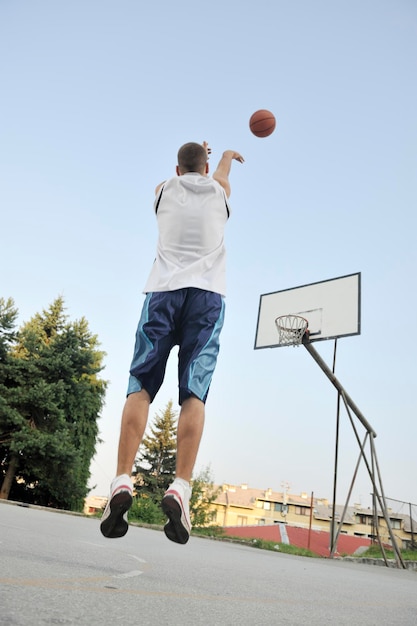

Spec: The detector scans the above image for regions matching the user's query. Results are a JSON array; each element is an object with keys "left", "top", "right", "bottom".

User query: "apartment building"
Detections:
[{"left": 210, "top": 483, "right": 416, "bottom": 550}]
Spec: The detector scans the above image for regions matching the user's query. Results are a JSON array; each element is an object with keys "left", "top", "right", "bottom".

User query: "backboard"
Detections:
[{"left": 254, "top": 272, "right": 361, "bottom": 349}]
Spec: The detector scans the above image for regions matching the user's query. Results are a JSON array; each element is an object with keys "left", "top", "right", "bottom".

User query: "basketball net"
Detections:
[{"left": 275, "top": 315, "right": 308, "bottom": 347}]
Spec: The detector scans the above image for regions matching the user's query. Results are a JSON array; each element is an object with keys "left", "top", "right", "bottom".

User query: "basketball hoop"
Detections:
[{"left": 275, "top": 315, "right": 309, "bottom": 347}]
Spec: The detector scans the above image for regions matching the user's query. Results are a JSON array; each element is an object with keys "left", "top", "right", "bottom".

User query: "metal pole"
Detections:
[
  {"left": 330, "top": 432, "right": 369, "bottom": 558},
  {"left": 330, "top": 339, "right": 340, "bottom": 556},
  {"left": 308, "top": 491, "right": 314, "bottom": 550},
  {"left": 301, "top": 336, "right": 405, "bottom": 568},
  {"left": 370, "top": 437, "right": 405, "bottom": 568},
  {"left": 302, "top": 338, "right": 377, "bottom": 437},
  {"left": 370, "top": 448, "right": 389, "bottom": 566}
]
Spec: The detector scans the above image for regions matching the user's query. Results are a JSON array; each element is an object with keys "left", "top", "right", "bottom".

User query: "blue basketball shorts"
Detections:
[{"left": 127, "top": 288, "right": 225, "bottom": 405}]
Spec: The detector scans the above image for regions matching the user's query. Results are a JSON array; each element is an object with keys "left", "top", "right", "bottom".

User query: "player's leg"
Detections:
[
  {"left": 161, "top": 288, "right": 225, "bottom": 544},
  {"left": 101, "top": 292, "right": 176, "bottom": 539},
  {"left": 175, "top": 396, "right": 205, "bottom": 482},
  {"left": 121, "top": 290, "right": 179, "bottom": 470},
  {"left": 160, "top": 397, "right": 204, "bottom": 544},
  {"left": 100, "top": 389, "right": 150, "bottom": 539},
  {"left": 117, "top": 389, "right": 150, "bottom": 476}
]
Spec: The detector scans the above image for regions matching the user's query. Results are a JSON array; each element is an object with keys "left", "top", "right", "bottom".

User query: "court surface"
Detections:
[{"left": 1, "top": 501, "right": 416, "bottom": 625}]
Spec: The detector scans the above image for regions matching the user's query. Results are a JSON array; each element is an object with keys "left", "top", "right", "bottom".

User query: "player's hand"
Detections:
[
  {"left": 223, "top": 150, "right": 244, "bottom": 163},
  {"left": 232, "top": 151, "right": 244, "bottom": 163},
  {"left": 202, "top": 141, "right": 211, "bottom": 159}
]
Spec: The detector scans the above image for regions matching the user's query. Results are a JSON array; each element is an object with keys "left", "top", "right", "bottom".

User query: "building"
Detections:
[
  {"left": 84, "top": 495, "right": 107, "bottom": 516},
  {"left": 210, "top": 483, "right": 416, "bottom": 551}
]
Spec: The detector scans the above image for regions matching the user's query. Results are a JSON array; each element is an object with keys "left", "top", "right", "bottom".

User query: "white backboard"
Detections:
[{"left": 254, "top": 272, "right": 361, "bottom": 349}]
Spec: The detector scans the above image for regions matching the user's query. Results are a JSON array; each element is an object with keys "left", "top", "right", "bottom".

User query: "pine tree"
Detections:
[
  {"left": 133, "top": 400, "right": 177, "bottom": 503},
  {"left": 0, "top": 297, "right": 107, "bottom": 510},
  {"left": 0, "top": 298, "right": 18, "bottom": 360}
]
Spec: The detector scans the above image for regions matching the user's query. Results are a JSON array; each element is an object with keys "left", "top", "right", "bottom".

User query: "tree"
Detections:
[
  {"left": 0, "top": 296, "right": 107, "bottom": 510},
  {"left": 190, "top": 465, "right": 221, "bottom": 527},
  {"left": 133, "top": 400, "right": 177, "bottom": 503},
  {"left": 0, "top": 298, "right": 18, "bottom": 360}
]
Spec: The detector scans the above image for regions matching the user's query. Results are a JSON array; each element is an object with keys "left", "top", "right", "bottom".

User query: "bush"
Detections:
[{"left": 129, "top": 495, "right": 165, "bottom": 525}]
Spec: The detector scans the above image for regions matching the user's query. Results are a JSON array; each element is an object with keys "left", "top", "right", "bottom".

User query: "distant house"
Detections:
[
  {"left": 84, "top": 495, "right": 107, "bottom": 516},
  {"left": 209, "top": 483, "right": 416, "bottom": 553}
]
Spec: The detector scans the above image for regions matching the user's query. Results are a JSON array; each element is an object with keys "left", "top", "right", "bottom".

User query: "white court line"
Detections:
[
  {"left": 128, "top": 554, "right": 147, "bottom": 564},
  {"left": 77, "top": 541, "right": 148, "bottom": 576},
  {"left": 113, "top": 569, "right": 144, "bottom": 579}
]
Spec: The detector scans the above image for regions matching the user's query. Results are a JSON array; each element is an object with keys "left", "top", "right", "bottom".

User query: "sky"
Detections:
[{"left": 1, "top": 0, "right": 416, "bottom": 510}]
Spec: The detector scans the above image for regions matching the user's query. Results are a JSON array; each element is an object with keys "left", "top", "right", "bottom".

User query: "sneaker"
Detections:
[
  {"left": 100, "top": 474, "right": 133, "bottom": 539},
  {"left": 161, "top": 479, "right": 192, "bottom": 545}
]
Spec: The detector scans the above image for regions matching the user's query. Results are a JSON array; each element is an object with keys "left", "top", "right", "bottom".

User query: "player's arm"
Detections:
[{"left": 212, "top": 150, "right": 244, "bottom": 198}]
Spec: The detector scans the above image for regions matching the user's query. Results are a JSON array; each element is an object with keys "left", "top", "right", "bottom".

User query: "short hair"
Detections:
[{"left": 177, "top": 142, "right": 207, "bottom": 174}]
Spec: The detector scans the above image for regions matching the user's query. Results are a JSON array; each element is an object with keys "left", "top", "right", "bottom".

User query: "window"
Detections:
[
  {"left": 274, "top": 503, "right": 283, "bottom": 512},
  {"left": 390, "top": 519, "right": 401, "bottom": 530},
  {"left": 295, "top": 506, "right": 308, "bottom": 516},
  {"left": 257, "top": 500, "right": 271, "bottom": 510},
  {"left": 237, "top": 516, "right": 247, "bottom": 526}
]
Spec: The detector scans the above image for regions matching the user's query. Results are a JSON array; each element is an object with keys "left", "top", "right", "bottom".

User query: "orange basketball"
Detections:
[{"left": 249, "top": 109, "right": 276, "bottom": 138}]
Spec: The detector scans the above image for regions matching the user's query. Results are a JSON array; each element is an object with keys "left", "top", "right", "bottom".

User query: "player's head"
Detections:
[{"left": 177, "top": 142, "right": 208, "bottom": 175}]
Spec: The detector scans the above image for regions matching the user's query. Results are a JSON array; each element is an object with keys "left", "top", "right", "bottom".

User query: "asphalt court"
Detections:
[{"left": 1, "top": 501, "right": 417, "bottom": 625}]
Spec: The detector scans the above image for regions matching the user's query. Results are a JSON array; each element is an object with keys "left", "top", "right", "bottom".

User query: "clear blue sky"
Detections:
[{"left": 1, "top": 1, "right": 416, "bottom": 509}]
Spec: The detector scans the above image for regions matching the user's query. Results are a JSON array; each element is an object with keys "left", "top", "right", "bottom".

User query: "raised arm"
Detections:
[{"left": 212, "top": 150, "right": 244, "bottom": 198}]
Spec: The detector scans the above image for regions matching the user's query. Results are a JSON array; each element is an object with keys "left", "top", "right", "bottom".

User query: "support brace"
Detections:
[{"left": 302, "top": 336, "right": 405, "bottom": 568}]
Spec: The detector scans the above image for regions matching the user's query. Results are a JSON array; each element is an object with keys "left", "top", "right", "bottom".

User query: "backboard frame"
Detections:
[{"left": 254, "top": 272, "right": 361, "bottom": 349}]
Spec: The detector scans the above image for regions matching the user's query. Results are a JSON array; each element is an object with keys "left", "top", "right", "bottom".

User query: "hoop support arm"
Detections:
[{"left": 302, "top": 337, "right": 377, "bottom": 437}]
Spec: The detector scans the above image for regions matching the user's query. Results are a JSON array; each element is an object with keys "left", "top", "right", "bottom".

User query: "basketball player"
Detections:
[{"left": 100, "top": 141, "right": 244, "bottom": 544}]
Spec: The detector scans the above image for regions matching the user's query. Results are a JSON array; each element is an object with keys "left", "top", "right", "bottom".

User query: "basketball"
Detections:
[{"left": 249, "top": 109, "right": 276, "bottom": 138}]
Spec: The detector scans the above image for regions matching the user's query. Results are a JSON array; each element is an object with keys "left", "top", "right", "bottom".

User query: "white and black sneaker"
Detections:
[
  {"left": 161, "top": 479, "right": 192, "bottom": 545},
  {"left": 100, "top": 474, "right": 133, "bottom": 539}
]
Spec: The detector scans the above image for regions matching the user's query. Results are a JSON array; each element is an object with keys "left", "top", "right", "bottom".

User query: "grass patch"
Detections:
[
  {"left": 192, "top": 525, "right": 225, "bottom": 538},
  {"left": 275, "top": 543, "right": 318, "bottom": 558},
  {"left": 225, "top": 535, "right": 318, "bottom": 557},
  {"left": 191, "top": 527, "right": 317, "bottom": 556},
  {"left": 360, "top": 545, "right": 417, "bottom": 561}
]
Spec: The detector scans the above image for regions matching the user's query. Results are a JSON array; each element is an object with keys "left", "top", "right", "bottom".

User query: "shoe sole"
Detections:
[
  {"left": 161, "top": 495, "right": 190, "bottom": 544},
  {"left": 100, "top": 491, "right": 133, "bottom": 539}
]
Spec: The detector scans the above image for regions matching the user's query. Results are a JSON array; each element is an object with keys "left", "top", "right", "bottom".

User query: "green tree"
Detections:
[
  {"left": 133, "top": 400, "right": 177, "bottom": 503},
  {"left": 0, "top": 296, "right": 107, "bottom": 510},
  {"left": 190, "top": 465, "right": 220, "bottom": 527},
  {"left": 0, "top": 297, "right": 21, "bottom": 498},
  {"left": 0, "top": 298, "right": 18, "bottom": 360}
]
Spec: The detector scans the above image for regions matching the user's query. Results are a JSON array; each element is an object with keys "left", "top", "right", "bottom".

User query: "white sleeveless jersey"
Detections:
[{"left": 143, "top": 173, "right": 231, "bottom": 296}]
